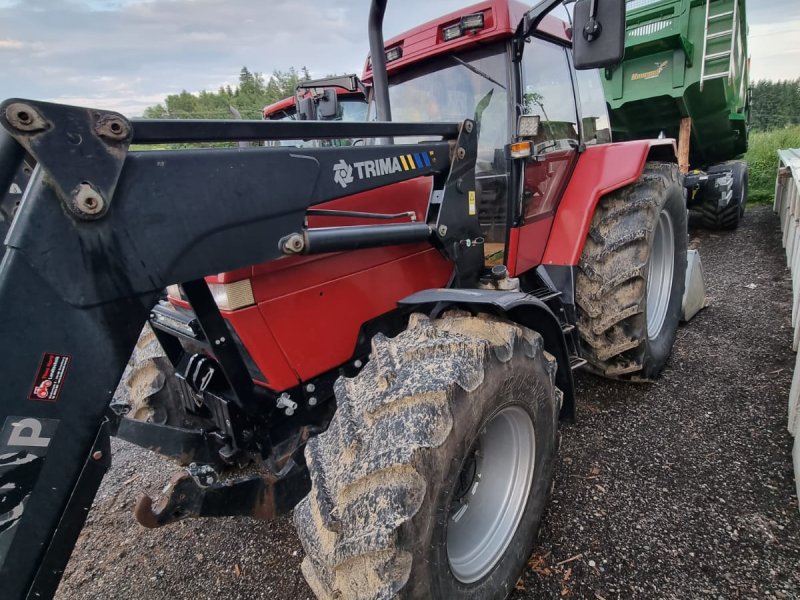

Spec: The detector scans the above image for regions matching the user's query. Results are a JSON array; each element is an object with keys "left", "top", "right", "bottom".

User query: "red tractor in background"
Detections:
[{"left": 0, "top": 1, "right": 692, "bottom": 599}]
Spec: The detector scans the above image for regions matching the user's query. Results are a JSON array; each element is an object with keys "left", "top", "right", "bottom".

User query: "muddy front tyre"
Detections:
[
  {"left": 294, "top": 312, "right": 560, "bottom": 600},
  {"left": 113, "top": 325, "right": 183, "bottom": 426},
  {"left": 576, "top": 162, "right": 688, "bottom": 379}
]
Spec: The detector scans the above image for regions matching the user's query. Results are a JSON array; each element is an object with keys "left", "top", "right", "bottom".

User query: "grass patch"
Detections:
[{"left": 745, "top": 126, "right": 800, "bottom": 204}]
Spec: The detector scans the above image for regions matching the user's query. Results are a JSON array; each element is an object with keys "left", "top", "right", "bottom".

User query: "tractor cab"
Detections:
[
  {"left": 262, "top": 81, "right": 369, "bottom": 148},
  {"left": 361, "top": 0, "right": 615, "bottom": 272}
]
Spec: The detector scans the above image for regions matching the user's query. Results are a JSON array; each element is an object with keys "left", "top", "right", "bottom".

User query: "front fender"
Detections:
[{"left": 542, "top": 139, "right": 677, "bottom": 267}]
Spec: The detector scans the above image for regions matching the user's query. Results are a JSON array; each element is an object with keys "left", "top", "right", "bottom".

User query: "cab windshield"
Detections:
[
  {"left": 370, "top": 43, "right": 511, "bottom": 247},
  {"left": 371, "top": 44, "right": 510, "bottom": 172}
]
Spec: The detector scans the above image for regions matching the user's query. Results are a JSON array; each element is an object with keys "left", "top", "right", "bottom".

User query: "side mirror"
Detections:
[
  {"left": 297, "top": 97, "right": 316, "bottom": 121},
  {"left": 317, "top": 89, "right": 340, "bottom": 120},
  {"left": 572, "top": 0, "right": 626, "bottom": 70}
]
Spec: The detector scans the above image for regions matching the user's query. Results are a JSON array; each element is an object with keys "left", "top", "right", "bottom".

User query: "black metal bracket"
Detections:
[
  {"left": 115, "top": 418, "right": 226, "bottom": 468},
  {"left": 133, "top": 461, "right": 310, "bottom": 528},
  {"left": 0, "top": 99, "right": 131, "bottom": 219},
  {"left": 25, "top": 420, "right": 112, "bottom": 600},
  {"left": 433, "top": 119, "right": 485, "bottom": 287},
  {"left": 180, "top": 280, "right": 261, "bottom": 417}
]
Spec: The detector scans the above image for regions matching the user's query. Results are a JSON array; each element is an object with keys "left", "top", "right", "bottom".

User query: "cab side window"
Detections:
[
  {"left": 520, "top": 38, "right": 579, "bottom": 155},
  {"left": 520, "top": 37, "right": 579, "bottom": 221},
  {"left": 575, "top": 68, "right": 612, "bottom": 145}
]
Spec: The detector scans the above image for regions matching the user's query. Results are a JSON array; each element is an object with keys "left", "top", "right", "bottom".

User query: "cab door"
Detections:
[{"left": 510, "top": 36, "right": 581, "bottom": 275}]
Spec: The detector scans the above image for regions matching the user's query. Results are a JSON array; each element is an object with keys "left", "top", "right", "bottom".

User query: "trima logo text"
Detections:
[{"left": 332, "top": 152, "right": 432, "bottom": 189}]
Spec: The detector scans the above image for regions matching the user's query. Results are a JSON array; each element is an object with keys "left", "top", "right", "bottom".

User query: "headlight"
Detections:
[
  {"left": 207, "top": 280, "right": 256, "bottom": 311},
  {"left": 166, "top": 284, "right": 186, "bottom": 301}
]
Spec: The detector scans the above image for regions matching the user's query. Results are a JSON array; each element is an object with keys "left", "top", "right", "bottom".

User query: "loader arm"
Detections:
[{"left": 0, "top": 99, "right": 481, "bottom": 599}]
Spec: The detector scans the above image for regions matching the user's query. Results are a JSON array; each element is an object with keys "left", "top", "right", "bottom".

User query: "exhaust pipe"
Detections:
[{"left": 368, "top": 0, "right": 392, "bottom": 122}]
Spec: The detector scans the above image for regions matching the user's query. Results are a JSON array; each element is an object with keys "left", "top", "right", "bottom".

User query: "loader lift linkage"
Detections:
[{"left": 0, "top": 101, "right": 484, "bottom": 599}]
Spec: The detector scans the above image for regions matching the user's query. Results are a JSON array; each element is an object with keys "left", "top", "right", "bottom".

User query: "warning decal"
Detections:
[{"left": 28, "top": 353, "right": 70, "bottom": 402}]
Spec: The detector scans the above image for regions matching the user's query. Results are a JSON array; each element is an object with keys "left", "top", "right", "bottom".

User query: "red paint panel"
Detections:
[
  {"left": 257, "top": 247, "right": 452, "bottom": 384},
  {"left": 507, "top": 216, "right": 554, "bottom": 276},
  {"left": 362, "top": 1, "right": 568, "bottom": 81},
  {"left": 217, "top": 177, "right": 450, "bottom": 390},
  {"left": 521, "top": 149, "right": 576, "bottom": 222},
  {"left": 541, "top": 140, "right": 675, "bottom": 266},
  {"left": 249, "top": 178, "right": 434, "bottom": 300},
  {"left": 208, "top": 178, "right": 432, "bottom": 287},
  {"left": 221, "top": 305, "right": 299, "bottom": 390}
]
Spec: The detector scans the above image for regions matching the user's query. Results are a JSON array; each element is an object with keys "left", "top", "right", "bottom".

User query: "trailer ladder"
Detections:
[{"left": 700, "top": 0, "right": 743, "bottom": 91}]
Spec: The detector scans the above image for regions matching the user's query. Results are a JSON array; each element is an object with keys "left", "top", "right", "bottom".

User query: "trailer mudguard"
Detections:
[
  {"left": 398, "top": 288, "right": 575, "bottom": 420},
  {"left": 541, "top": 139, "right": 677, "bottom": 267}
]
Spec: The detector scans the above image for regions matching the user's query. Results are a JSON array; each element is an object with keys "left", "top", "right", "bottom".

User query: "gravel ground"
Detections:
[{"left": 56, "top": 205, "right": 800, "bottom": 600}]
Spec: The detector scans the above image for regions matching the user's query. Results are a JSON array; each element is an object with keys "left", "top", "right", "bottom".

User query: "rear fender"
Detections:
[
  {"left": 541, "top": 139, "right": 676, "bottom": 267},
  {"left": 398, "top": 288, "right": 575, "bottom": 421}
]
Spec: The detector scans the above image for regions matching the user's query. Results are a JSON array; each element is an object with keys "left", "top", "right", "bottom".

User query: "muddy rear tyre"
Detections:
[
  {"left": 294, "top": 312, "right": 560, "bottom": 600},
  {"left": 698, "top": 161, "right": 748, "bottom": 230},
  {"left": 576, "top": 162, "right": 687, "bottom": 379}
]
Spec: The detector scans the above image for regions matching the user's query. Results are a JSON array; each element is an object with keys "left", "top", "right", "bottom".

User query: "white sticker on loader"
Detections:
[{"left": 0, "top": 417, "right": 58, "bottom": 563}]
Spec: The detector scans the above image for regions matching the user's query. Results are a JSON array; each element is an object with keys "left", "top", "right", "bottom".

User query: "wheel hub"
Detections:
[
  {"left": 446, "top": 406, "right": 536, "bottom": 584},
  {"left": 646, "top": 209, "right": 675, "bottom": 340}
]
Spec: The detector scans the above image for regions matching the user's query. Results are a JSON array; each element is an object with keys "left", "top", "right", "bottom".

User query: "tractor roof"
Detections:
[{"left": 362, "top": 0, "right": 571, "bottom": 82}]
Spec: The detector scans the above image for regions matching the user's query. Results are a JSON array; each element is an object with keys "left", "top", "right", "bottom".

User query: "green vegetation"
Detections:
[
  {"left": 134, "top": 66, "right": 310, "bottom": 149},
  {"left": 143, "top": 66, "right": 310, "bottom": 120},
  {"left": 745, "top": 125, "right": 800, "bottom": 204},
  {"left": 750, "top": 79, "right": 800, "bottom": 132},
  {"left": 739, "top": 79, "right": 800, "bottom": 204}
]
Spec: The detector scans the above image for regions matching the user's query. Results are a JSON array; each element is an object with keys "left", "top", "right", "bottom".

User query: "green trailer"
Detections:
[{"left": 603, "top": 0, "right": 750, "bottom": 228}]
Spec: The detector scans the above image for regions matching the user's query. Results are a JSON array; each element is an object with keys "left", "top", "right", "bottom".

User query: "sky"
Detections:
[{"left": 0, "top": 0, "right": 798, "bottom": 117}]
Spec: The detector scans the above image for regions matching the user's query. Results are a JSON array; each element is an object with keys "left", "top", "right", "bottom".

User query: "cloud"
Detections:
[
  {"left": 1, "top": 0, "right": 473, "bottom": 115},
  {"left": 748, "top": 18, "right": 800, "bottom": 81},
  {"left": 0, "top": 38, "right": 25, "bottom": 49},
  {"left": 0, "top": 0, "right": 375, "bottom": 114},
  {"left": 0, "top": 0, "right": 795, "bottom": 116}
]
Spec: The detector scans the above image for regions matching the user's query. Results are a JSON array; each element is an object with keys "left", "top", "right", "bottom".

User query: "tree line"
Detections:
[
  {"left": 141, "top": 69, "right": 800, "bottom": 135},
  {"left": 749, "top": 78, "right": 800, "bottom": 132},
  {"left": 142, "top": 66, "right": 311, "bottom": 120}
]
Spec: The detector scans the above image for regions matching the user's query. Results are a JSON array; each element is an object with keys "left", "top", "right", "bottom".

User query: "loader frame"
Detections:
[{"left": 0, "top": 102, "right": 483, "bottom": 599}]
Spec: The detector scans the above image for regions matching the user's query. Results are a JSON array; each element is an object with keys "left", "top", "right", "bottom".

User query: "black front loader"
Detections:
[{"left": 0, "top": 98, "right": 483, "bottom": 599}]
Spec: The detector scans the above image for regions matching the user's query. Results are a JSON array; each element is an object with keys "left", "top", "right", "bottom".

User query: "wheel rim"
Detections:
[
  {"left": 646, "top": 209, "right": 675, "bottom": 340},
  {"left": 447, "top": 405, "right": 536, "bottom": 584}
]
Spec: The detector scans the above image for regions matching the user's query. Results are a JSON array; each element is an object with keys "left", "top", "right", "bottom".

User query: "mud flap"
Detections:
[{"left": 681, "top": 249, "right": 706, "bottom": 322}]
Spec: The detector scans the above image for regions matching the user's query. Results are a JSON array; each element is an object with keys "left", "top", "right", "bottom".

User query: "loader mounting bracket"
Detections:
[{"left": 133, "top": 460, "right": 310, "bottom": 528}]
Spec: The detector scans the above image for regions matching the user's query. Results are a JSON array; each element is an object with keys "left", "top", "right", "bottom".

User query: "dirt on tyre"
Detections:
[
  {"left": 697, "top": 160, "right": 748, "bottom": 230},
  {"left": 294, "top": 311, "right": 561, "bottom": 600},
  {"left": 113, "top": 324, "right": 184, "bottom": 427},
  {"left": 576, "top": 161, "right": 688, "bottom": 380}
]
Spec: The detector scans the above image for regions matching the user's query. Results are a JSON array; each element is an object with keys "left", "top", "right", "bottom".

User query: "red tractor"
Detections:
[{"left": 0, "top": 1, "right": 689, "bottom": 599}]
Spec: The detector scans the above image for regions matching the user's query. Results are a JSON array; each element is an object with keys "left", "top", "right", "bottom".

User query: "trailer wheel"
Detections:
[
  {"left": 295, "top": 312, "right": 560, "bottom": 600},
  {"left": 576, "top": 162, "right": 687, "bottom": 379},
  {"left": 699, "top": 161, "right": 748, "bottom": 229}
]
